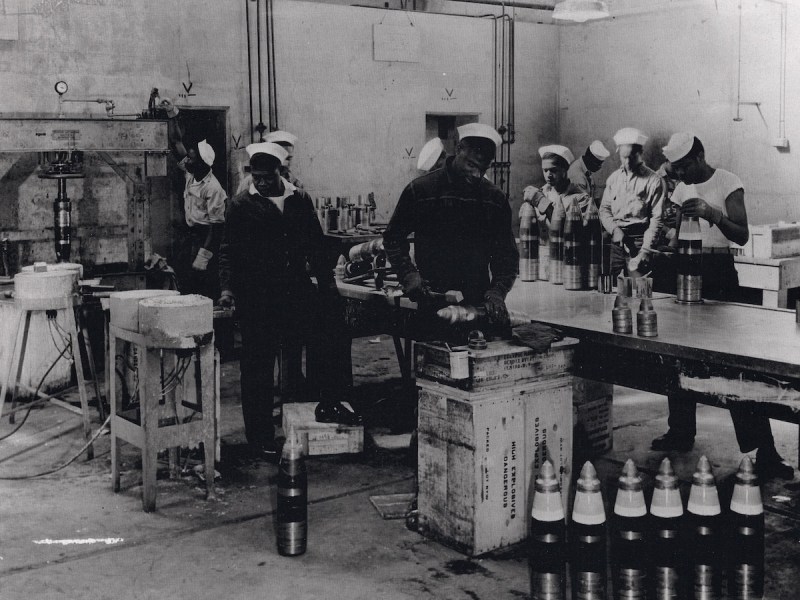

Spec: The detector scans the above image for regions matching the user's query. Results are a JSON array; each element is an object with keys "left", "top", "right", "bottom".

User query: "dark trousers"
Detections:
[
  {"left": 665, "top": 253, "right": 775, "bottom": 453},
  {"left": 187, "top": 225, "right": 220, "bottom": 300},
  {"left": 238, "top": 294, "right": 352, "bottom": 447}
]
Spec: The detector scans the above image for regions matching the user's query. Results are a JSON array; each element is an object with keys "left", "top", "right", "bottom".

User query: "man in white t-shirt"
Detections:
[{"left": 650, "top": 132, "right": 793, "bottom": 480}]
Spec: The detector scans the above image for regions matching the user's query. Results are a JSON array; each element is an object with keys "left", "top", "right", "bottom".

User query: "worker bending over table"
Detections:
[
  {"left": 651, "top": 132, "right": 793, "bottom": 480},
  {"left": 218, "top": 142, "right": 359, "bottom": 461},
  {"left": 383, "top": 123, "right": 519, "bottom": 344}
]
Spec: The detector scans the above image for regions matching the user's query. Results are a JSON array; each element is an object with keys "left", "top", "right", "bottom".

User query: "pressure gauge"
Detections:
[{"left": 54, "top": 80, "right": 68, "bottom": 96}]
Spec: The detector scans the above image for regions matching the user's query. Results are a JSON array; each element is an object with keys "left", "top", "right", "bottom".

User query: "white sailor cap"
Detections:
[
  {"left": 457, "top": 123, "right": 503, "bottom": 148},
  {"left": 662, "top": 132, "right": 696, "bottom": 162},
  {"left": 538, "top": 144, "right": 575, "bottom": 165},
  {"left": 588, "top": 140, "right": 610, "bottom": 160},
  {"left": 417, "top": 138, "right": 445, "bottom": 171},
  {"left": 197, "top": 139, "right": 215, "bottom": 166},
  {"left": 613, "top": 127, "right": 648, "bottom": 147},
  {"left": 246, "top": 142, "right": 288, "bottom": 170},
  {"left": 265, "top": 130, "right": 298, "bottom": 147}
]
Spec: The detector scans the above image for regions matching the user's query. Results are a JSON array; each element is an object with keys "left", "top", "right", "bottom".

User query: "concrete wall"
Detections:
[
  {"left": 266, "top": 2, "right": 558, "bottom": 221},
  {"left": 557, "top": 0, "right": 800, "bottom": 225},
  {"left": 0, "top": 0, "right": 556, "bottom": 270}
]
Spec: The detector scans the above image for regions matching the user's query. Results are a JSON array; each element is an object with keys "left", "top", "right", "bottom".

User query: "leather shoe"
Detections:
[
  {"left": 756, "top": 449, "right": 794, "bottom": 481},
  {"left": 251, "top": 439, "right": 283, "bottom": 463},
  {"left": 651, "top": 431, "right": 694, "bottom": 452},
  {"left": 315, "top": 401, "right": 363, "bottom": 426}
]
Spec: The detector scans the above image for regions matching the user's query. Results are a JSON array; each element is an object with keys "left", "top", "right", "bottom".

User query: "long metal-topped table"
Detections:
[
  {"left": 506, "top": 282, "right": 800, "bottom": 458},
  {"left": 506, "top": 282, "right": 800, "bottom": 382}
]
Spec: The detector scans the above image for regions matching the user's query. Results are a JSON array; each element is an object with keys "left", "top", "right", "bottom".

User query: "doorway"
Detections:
[
  {"left": 157, "top": 107, "right": 229, "bottom": 289},
  {"left": 425, "top": 113, "right": 480, "bottom": 157}
]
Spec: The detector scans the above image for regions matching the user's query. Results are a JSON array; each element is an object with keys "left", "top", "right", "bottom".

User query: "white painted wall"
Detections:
[
  {"left": 0, "top": 0, "right": 557, "bottom": 266},
  {"left": 557, "top": 0, "right": 800, "bottom": 225}
]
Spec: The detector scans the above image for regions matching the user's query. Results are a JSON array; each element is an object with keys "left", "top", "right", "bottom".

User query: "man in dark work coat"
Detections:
[
  {"left": 384, "top": 123, "right": 519, "bottom": 343},
  {"left": 218, "top": 142, "right": 359, "bottom": 460}
]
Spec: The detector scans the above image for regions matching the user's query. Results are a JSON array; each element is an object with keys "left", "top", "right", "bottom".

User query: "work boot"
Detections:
[
  {"left": 315, "top": 401, "right": 363, "bottom": 426},
  {"left": 650, "top": 431, "right": 694, "bottom": 452},
  {"left": 755, "top": 447, "right": 794, "bottom": 480},
  {"left": 250, "top": 438, "right": 283, "bottom": 464}
]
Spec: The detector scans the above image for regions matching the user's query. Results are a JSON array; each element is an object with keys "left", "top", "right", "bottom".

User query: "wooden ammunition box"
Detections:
[
  {"left": 414, "top": 338, "right": 578, "bottom": 391},
  {"left": 572, "top": 377, "right": 614, "bottom": 456},
  {"left": 282, "top": 402, "right": 364, "bottom": 456},
  {"left": 416, "top": 376, "right": 573, "bottom": 556}
]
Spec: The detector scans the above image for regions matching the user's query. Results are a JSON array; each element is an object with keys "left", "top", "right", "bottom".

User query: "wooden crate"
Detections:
[
  {"left": 414, "top": 338, "right": 578, "bottom": 391},
  {"left": 750, "top": 223, "right": 800, "bottom": 259},
  {"left": 573, "top": 377, "right": 613, "bottom": 456},
  {"left": 416, "top": 376, "right": 573, "bottom": 556},
  {"left": 575, "top": 396, "right": 613, "bottom": 455},
  {"left": 281, "top": 402, "right": 364, "bottom": 456}
]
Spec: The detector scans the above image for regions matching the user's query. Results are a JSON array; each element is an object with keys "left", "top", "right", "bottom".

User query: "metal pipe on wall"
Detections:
[{"left": 245, "top": 0, "right": 255, "bottom": 143}]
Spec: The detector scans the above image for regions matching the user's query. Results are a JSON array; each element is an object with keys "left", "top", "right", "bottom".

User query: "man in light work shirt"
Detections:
[
  {"left": 599, "top": 127, "right": 664, "bottom": 278},
  {"left": 567, "top": 140, "right": 610, "bottom": 205},
  {"left": 182, "top": 139, "right": 227, "bottom": 299}
]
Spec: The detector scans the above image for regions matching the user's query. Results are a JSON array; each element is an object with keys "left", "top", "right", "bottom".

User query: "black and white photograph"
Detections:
[{"left": 0, "top": 0, "right": 799, "bottom": 598}]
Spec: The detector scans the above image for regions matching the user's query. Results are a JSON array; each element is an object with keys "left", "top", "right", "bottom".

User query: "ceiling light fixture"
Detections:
[{"left": 552, "top": 0, "right": 610, "bottom": 23}]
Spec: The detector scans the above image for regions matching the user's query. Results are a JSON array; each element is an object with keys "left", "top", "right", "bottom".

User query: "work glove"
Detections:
[
  {"left": 192, "top": 247, "right": 213, "bottom": 271},
  {"left": 612, "top": 227, "right": 626, "bottom": 244},
  {"left": 682, "top": 197, "right": 723, "bottom": 225},
  {"left": 401, "top": 271, "right": 430, "bottom": 303},
  {"left": 218, "top": 290, "right": 235, "bottom": 309},
  {"left": 483, "top": 289, "right": 510, "bottom": 328},
  {"left": 159, "top": 97, "right": 179, "bottom": 118},
  {"left": 523, "top": 185, "right": 542, "bottom": 203}
]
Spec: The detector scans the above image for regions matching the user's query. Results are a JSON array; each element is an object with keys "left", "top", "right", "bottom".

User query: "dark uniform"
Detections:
[
  {"left": 384, "top": 156, "right": 518, "bottom": 343},
  {"left": 218, "top": 182, "right": 350, "bottom": 448}
]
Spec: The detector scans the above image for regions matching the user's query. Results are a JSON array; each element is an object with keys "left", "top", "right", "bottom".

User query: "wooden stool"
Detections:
[
  {"left": 0, "top": 295, "right": 99, "bottom": 459},
  {"left": 109, "top": 323, "right": 217, "bottom": 512}
]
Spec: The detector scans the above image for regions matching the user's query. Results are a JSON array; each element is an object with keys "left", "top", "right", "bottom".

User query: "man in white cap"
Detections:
[
  {"left": 650, "top": 132, "right": 792, "bottom": 480},
  {"left": 236, "top": 130, "right": 302, "bottom": 194},
  {"left": 385, "top": 123, "right": 518, "bottom": 338},
  {"left": 417, "top": 137, "right": 446, "bottom": 172},
  {"left": 599, "top": 127, "right": 664, "bottom": 278},
  {"left": 523, "top": 144, "right": 591, "bottom": 226},
  {"left": 180, "top": 139, "right": 227, "bottom": 298},
  {"left": 218, "top": 142, "right": 360, "bottom": 460},
  {"left": 265, "top": 130, "right": 302, "bottom": 189},
  {"left": 567, "top": 140, "right": 610, "bottom": 204}
]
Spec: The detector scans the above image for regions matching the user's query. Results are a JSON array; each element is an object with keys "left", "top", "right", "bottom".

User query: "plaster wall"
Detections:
[{"left": 557, "top": 0, "right": 800, "bottom": 225}]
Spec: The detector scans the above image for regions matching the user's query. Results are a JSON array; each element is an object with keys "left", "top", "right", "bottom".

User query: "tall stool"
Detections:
[
  {"left": 109, "top": 293, "right": 217, "bottom": 512},
  {"left": 0, "top": 268, "right": 99, "bottom": 459}
]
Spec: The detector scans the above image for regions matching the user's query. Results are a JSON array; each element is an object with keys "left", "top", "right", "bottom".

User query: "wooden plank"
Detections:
[
  {"left": 735, "top": 263, "right": 780, "bottom": 291},
  {"left": 282, "top": 402, "right": 363, "bottom": 456}
]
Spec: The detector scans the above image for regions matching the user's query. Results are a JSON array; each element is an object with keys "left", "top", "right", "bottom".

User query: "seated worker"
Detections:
[
  {"left": 651, "top": 132, "right": 793, "bottom": 480},
  {"left": 218, "top": 142, "right": 359, "bottom": 461},
  {"left": 524, "top": 144, "right": 592, "bottom": 226},
  {"left": 599, "top": 127, "right": 665, "bottom": 278},
  {"left": 384, "top": 123, "right": 518, "bottom": 345},
  {"left": 567, "top": 140, "right": 610, "bottom": 206},
  {"left": 417, "top": 137, "right": 447, "bottom": 173},
  {"left": 180, "top": 140, "right": 227, "bottom": 299}
]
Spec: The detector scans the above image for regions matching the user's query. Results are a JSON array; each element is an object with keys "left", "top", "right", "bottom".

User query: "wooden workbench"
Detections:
[{"left": 734, "top": 254, "right": 800, "bottom": 309}]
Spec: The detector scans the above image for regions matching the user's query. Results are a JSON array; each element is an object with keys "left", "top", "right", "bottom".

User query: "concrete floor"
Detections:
[{"left": 1, "top": 336, "right": 799, "bottom": 600}]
